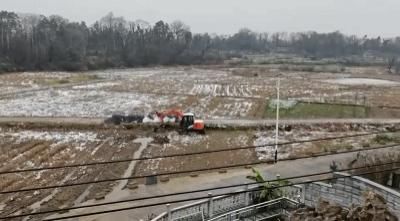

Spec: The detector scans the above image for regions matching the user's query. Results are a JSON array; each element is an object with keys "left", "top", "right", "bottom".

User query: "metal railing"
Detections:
[
  {"left": 208, "top": 197, "right": 298, "bottom": 221},
  {"left": 151, "top": 184, "right": 303, "bottom": 221}
]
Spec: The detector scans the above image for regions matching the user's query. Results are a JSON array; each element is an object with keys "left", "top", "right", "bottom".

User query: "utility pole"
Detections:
[{"left": 275, "top": 77, "right": 280, "bottom": 164}]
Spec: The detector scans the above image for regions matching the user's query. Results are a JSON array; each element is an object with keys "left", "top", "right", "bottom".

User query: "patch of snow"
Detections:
[
  {"left": 253, "top": 131, "right": 289, "bottom": 161},
  {"left": 227, "top": 135, "right": 249, "bottom": 146},
  {"left": 0, "top": 89, "right": 179, "bottom": 117},
  {"left": 143, "top": 114, "right": 161, "bottom": 123},
  {"left": 25, "top": 172, "right": 74, "bottom": 220},
  {"left": 169, "top": 132, "right": 207, "bottom": 146},
  {"left": 208, "top": 98, "right": 254, "bottom": 118},
  {"left": 72, "top": 82, "right": 119, "bottom": 89},
  {"left": 91, "top": 138, "right": 111, "bottom": 155},
  {"left": 94, "top": 69, "right": 162, "bottom": 80},
  {"left": 190, "top": 84, "right": 253, "bottom": 97},
  {"left": 254, "top": 132, "right": 276, "bottom": 160},
  {"left": 0, "top": 86, "right": 20, "bottom": 94},
  {"left": 0, "top": 131, "right": 99, "bottom": 150},
  {"left": 25, "top": 161, "right": 35, "bottom": 167},
  {"left": 147, "top": 159, "right": 160, "bottom": 171},
  {"left": 22, "top": 71, "right": 73, "bottom": 78},
  {"left": 324, "top": 78, "right": 400, "bottom": 86},
  {"left": 185, "top": 96, "right": 213, "bottom": 119},
  {"left": 20, "top": 80, "right": 40, "bottom": 88},
  {"left": 35, "top": 171, "right": 44, "bottom": 180}
]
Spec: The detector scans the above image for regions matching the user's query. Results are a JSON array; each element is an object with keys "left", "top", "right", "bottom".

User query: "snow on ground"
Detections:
[
  {"left": 324, "top": 78, "right": 400, "bottom": 86},
  {"left": 0, "top": 86, "right": 21, "bottom": 94},
  {"left": 185, "top": 96, "right": 213, "bottom": 119},
  {"left": 0, "top": 81, "right": 40, "bottom": 91},
  {"left": 190, "top": 84, "right": 253, "bottom": 97},
  {"left": 253, "top": 131, "right": 276, "bottom": 160},
  {"left": 227, "top": 134, "right": 249, "bottom": 147},
  {"left": 92, "top": 68, "right": 178, "bottom": 80},
  {"left": 209, "top": 98, "right": 254, "bottom": 118},
  {"left": 146, "top": 159, "right": 161, "bottom": 171},
  {"left": 168, "top": 132, "right": 208, "bottom": 146},
  {"left": 72, "top": 82, "right": 119, "bottom": 90},
  {"left": 0, "top": 68, "right": 264, "bottom": 118},
  {"left": 253, "top": 131, "right": 290, "bottom": 160},
  {"left": 0, "top": 89, "right": 182, "bottom": 117},
  {"left": 0, "top": 130, "right": 99, "bottom": 150},
  {"left": 21, "top": 71, "right": 74, "bottom": 78},
  {"left": 96, "top": 67, "right": 233, "bottom": 87}
]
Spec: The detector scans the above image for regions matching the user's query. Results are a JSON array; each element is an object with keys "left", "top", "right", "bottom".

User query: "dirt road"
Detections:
[
  {"left": 205, "top": 118, "right": 400, "bottom": 127},
  {"left": 0, "top": 116, "right": 399, "bottom": 129}
]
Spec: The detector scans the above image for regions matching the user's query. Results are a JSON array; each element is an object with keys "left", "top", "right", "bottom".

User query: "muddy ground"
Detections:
[
  {"left": 0, "top": 123, "right": 399, "bottom": 220},
  {"left": 1, "top": 65, "right": 400, "bottom": 119},
  {"left": 1, "top": 64, "right": 400, "bottom": 220}
]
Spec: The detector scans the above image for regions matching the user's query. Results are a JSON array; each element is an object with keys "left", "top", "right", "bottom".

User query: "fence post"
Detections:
[
  {"left": 244, "top": 183, "right": 250, "bottom": 206},
  {"left": 300, "top": 184, "right": 305, "bottom": 203},
  {"left": 166, "top": 204, "right": 171, "bottom": 221},
  {"left": 208, "top": 192, "right": 214, "bottom": 218}
]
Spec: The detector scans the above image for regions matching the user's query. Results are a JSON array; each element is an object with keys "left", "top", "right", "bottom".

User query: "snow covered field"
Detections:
[
  {"left": 1, "top": 66, "right": 400, "bottom": 118},
  {"left": 0, "top": 89, "right": 181, "bottom": 117},
  {"left": 324, "top": 78, "right": 400, "bottom": 86},
  {"left": 0, "top": 68, "right": 265, "bottom": 118},
  {"left": 189, "top": 84, "right": 254, "bottom": 97},
  {"left": 0, "top": 130, "right": 99, "bottom": 150}
]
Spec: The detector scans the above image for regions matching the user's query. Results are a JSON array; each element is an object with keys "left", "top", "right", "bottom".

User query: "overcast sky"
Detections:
[{"left": 2, "top": 0, "right": 399, "bottom": 37}]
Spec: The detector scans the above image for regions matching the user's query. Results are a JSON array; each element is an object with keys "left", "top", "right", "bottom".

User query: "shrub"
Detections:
[{"left": 373, "top": 134, "right": 400, "bottom": 144}]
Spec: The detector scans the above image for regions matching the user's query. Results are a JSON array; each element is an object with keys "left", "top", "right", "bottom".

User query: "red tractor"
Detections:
[
  {"left": 180, "top": 113, "right": 205, "bottom": 134},
  {"left": 155, "top": 109, "right": 205, "bottom": 134}
]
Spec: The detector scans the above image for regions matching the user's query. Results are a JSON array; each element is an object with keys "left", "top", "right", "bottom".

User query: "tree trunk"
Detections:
[{"left": 1, "top": 26, "right": 3, "bottom": 52}]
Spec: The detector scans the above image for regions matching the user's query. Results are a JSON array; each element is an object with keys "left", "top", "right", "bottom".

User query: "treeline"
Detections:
[{"left": 1, "top": 10, "right": 400, "bottom": 72}]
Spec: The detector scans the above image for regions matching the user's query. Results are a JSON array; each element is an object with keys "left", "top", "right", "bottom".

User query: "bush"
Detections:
[
  {"left": 374, "top": 134, "right": 400, "bottom": 144},
  {"left": 0, "top": 62, "right": 17, "bottom": 73},
  {"left": 58, "top": 61, "right": 87, "bottom": 71}
]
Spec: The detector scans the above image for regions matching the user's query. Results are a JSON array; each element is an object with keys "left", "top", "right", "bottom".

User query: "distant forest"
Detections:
[{"left": 1, "top": 10, "right": 400, "bottom": 72}]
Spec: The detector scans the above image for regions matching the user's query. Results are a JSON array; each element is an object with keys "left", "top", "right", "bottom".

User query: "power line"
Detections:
[
  {"left": 3, "top": 160, "right": 399, "bottom": 219},
  {"left": 1, "top": 142, "right": 399, "bottom": 195},
  {"left": 39, "top": 166, "right": 400, "bottom": 221},
  {"left": 0, "top": 131, "right": 391, "bottom": 175}
]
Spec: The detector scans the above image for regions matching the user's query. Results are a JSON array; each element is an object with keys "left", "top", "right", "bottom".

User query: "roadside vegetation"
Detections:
[{"left": 247, "top": 168, "right": 289, "bottom": 203}]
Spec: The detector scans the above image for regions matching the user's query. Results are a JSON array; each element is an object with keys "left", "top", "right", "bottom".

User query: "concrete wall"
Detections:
[{"left": 304, "top": 172, "right": 400, "bottom": 217}]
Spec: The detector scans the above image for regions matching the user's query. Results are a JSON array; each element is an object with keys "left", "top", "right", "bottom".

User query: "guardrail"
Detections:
[
  {"left": 152, "top": 172, "right": 400, "bottom": 221},
  {"left": 208, "top": 197, "right": 298, "bottom": 221},
  {"left": 151, "top": 184, "right": 303, "bottom": 221}
]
